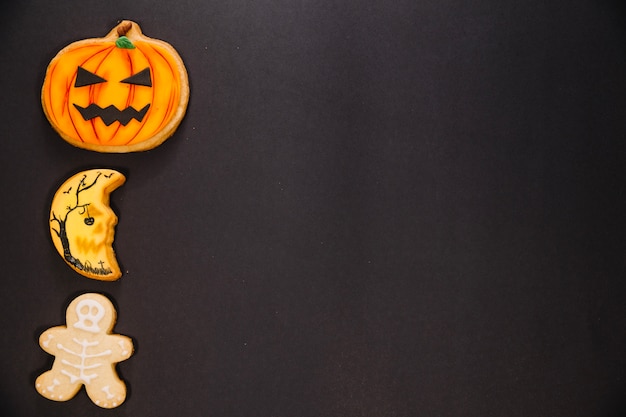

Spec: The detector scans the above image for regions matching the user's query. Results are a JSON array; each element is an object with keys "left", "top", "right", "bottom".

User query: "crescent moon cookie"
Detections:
[
  {"left": 36, "top": 293, "right": 134, "bottom": 408},
  {"left": 49, "top": 169, "right": 125, "bottom": 281},
  {"left": 41, "top": 20, "right": 189, "bottom": 152}
]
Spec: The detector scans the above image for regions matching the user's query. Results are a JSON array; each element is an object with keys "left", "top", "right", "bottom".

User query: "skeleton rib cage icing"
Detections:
[
  {"left": 59, "top": 338, "right": 111, "bottom": 385},
  {"left": 36, "top": 293, "right": 133, "bottom": 408}
]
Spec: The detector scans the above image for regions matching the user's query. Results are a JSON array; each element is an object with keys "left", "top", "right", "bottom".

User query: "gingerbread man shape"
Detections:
[{"left": 36, "top": 293, "right": 133, "bottom": 408}]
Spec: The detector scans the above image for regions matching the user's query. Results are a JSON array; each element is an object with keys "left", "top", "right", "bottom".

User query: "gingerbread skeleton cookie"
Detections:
[
  {"left": 42, "top": 20, "right": 189, "bottom": 152},
  {"left": 49, "top": 169, "right": 125, "bottom": 280},
  {"left": 36, "top": 293, "right": 134, "bottom": 408}
]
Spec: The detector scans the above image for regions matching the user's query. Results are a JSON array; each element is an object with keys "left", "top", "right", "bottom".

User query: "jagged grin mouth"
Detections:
[{"left": 73, "top": 103, "right": 151, "bottom": 126}]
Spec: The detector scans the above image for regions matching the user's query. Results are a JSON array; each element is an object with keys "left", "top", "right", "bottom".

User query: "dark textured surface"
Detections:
[{"left": 0, "top": 1, "right": 625, "bottom": 416}]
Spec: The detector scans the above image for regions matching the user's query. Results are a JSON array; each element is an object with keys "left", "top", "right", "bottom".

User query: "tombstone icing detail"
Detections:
[
  {"left": 36, "top": 293, "right": 134, "bottom": 408},
  {"left": 41, "top": 20, "right": 189, "bottom": 152},
  {"left": 49, "top": 169, "right": 125, "bottom": 280}
]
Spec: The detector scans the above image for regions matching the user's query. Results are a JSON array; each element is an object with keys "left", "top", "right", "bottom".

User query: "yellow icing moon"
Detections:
[{"left": 49, "top": 169, "right": 125, "bottom": 280}]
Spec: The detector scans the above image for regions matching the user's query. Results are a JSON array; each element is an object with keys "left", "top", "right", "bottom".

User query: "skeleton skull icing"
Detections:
[
  {"left": 35, "top": 293, "right": 133, "bottom": 408},
  {"left": 73, "top": 298, "right": 106, "bottom": 333}
]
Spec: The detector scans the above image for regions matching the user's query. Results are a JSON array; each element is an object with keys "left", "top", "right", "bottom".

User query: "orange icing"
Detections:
[{"left": 42, "top": 21, "right": 189, "bottom": 152}]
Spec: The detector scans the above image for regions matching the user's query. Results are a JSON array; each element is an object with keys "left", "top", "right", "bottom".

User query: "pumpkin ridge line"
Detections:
[
  {"left": 145, "top": 43, "right": 178, "bottom": 134},
  {"left": 109, "top": 49, "right": 134, "bottom": 144},
  {"left": 46, "top": 61, "right": 61, "bottom": 124},
  {"left": 123, "top": 45, "right": 154, "bottom": 146},
  {"left": 44, "top": 44, "right": 106, "bottom": 131},
  {"left": 88, "top": 46, "right": 117, "bottom": 144},
  {"left": 61, "top": 63, "right": 80, "bottom": 140},
  {"left": 68, "top": 46, "right": 112, "bottom": 143}
]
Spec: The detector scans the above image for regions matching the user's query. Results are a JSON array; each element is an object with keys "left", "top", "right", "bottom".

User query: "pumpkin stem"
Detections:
[
  {"left": 108, "top": 20, "right": 144, "bottom": 49},
  {"left": 114, "top": 21, "right": 136, "bottom": 48},
  {"left": 116, "top": 21, "right": 133, "bottom": 37}
]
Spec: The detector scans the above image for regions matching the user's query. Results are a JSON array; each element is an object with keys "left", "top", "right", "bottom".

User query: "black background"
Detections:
[{"left": 1, "top": 1, "right": 625, "bottom": 416}]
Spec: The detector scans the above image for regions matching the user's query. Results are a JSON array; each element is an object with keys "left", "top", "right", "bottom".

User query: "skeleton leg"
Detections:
[
  {"left": 35, "top": 369, "right": 82, "bottom": 402},
  {"left": 84, "top": 370, "right": 127, "bottom": 408}
]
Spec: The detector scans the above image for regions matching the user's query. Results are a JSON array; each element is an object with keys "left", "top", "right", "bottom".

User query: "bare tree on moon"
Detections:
[{"left": 50, "top": 171, "right": 112, "bottom": 276}]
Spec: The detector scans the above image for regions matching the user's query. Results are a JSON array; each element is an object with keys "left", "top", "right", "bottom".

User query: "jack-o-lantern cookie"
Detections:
[
  {"left": 36, "top": 293, "right": 134, "bottom": 408},
  {"left": 49, "top": 169, "right": 125, "bottom": 280},
  {"left": 42, "top": 20, "right": 189, "bottom": 152}
]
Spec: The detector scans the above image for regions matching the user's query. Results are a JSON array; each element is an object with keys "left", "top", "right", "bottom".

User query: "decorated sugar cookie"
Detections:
[
  {"left": 42, "top": 20, "right": 189, "bottom": 152},
  {"left": 50, "top": 169, "right": 125, "bottom": 280},
  {"left": 36, "top": 293, "right": 134, "bottom": 408}
]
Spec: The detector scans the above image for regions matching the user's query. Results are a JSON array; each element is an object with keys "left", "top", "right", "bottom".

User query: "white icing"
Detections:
[
  {"left": 73, "top": 299, "right": 105, "bottom": 333},
  {"left": 57, "top": 338, "right": 111, "bottom": 384},
  {"left": 102, "top": 385, "right": 115, "bottom": 399},
  {"left": 43, "top": 334, "right": 54, "bottom": 348},
  {"left": 46, "top": 378, "right": 61, "bottom": 392}
]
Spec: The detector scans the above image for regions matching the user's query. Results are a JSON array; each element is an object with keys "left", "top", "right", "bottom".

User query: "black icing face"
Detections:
[{"left": 72, "top": 66, "right": 152, "bottom": 126}]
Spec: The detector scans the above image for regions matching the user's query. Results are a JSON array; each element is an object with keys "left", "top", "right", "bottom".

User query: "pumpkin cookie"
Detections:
[
  {"left": 36, "top": 293, "right": 133, "bottom": 408},
  {"left": 41, "top": 20, "right": 189, "bottom": 152},
  {"left": 49, "top": 169, "right": 125, "bottom": 280}
]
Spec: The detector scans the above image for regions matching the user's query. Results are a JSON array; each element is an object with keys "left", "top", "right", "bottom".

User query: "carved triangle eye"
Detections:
[
  {"left": 75, "top": 67, "right": 107, "bottom": 87},
  {"left": 120, "top": 68, "right": 152, "bottom": 87}
]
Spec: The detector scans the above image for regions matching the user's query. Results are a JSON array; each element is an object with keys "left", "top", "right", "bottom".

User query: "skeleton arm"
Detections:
[
  {"left": 100, "top": 335, "right": 134, "bottom": 362},
  {"left": 38, "top": 326, "right": 68, "bottom": 355}
]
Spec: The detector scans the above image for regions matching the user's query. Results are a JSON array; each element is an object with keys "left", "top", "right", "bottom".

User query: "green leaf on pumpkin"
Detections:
[{"left": 115, "top": 36, "right": 135, "bottom": 49}]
